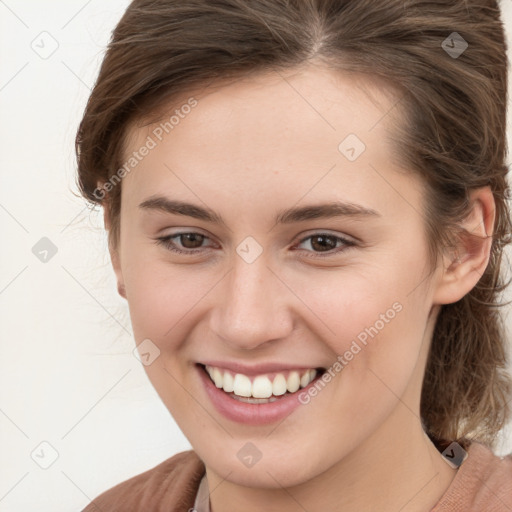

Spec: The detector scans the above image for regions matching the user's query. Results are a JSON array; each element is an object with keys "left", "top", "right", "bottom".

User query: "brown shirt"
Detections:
[{"left": 82, "top": 442, "right": 512, "bottom": 511}]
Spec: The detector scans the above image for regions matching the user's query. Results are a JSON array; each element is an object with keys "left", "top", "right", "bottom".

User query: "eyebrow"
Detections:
[{"left": 138, "top": 195, "right": 381, "bottom": 225}]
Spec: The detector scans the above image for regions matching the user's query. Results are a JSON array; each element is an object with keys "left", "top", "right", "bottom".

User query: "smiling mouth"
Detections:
[{"left": 199, "top": 364, "right": 326, "bottom": 404}]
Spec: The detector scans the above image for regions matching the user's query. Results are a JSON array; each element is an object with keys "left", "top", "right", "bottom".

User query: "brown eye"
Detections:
[
  {"left": 179, "top": 233, "right": 205, "bottom": 249},
  {"left": 155, "top": 232, "right": 212, "bottom": 254},
  {"left": 294, "top": 233, "right": 356, "bottom": 258},
  {"left": 309, "top": 235, "right": 338, "bottom": 252}
]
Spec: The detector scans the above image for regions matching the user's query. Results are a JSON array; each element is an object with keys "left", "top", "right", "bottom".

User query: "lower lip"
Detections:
[{"left": 197, "top": 364, "right": 322, "bottom": 425}]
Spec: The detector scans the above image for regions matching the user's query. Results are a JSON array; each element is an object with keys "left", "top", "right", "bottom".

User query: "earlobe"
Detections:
[
  {"left": 117, "top": 280, "right": 127, "bottom": 299},
  {"left": 101, "top": 198, "right": 127, "bottom": 300},
  {"left": 110, "top": 247, "right": 127, "bottom": 300},
  {"left": 432, "top": 186, "right": 495, "bottom": 305}
]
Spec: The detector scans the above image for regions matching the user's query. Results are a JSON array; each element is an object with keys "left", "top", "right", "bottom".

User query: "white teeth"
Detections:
[
  {"left": 300, "top": 371, "right": 310, "bottom": 388},
  {"left": 272, "top": 374, "right": 287, "bottom": 396},
  {"left": 287, "top": 371, "right": 300, "bottom": 393},
  {"left": 251, "top": 375, "right": 273, "bottom": 398},
  {"left": 222, "top": 372, "right": 234, "bottom": 393},
  {"left": 204, "top": 365, "right": 320, "bottom": 399},
  {"left": 300, "top": 369, "right": 317, "bottom": 388},
  {"left": 212, "top": 367, "right": 223, "bottom": 388},
  {"left": 233, "top": 373, "right": 252, "bottom": 397}
]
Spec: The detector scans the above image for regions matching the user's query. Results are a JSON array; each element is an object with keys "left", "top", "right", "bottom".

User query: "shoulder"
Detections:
[
  {"left": 433, "top": 442, "right": 512, "bottom": 511},
  {"left": 81, "top": 450, "right": 205, "bottom": 512},
  {"left": 470, "top": 443, "right": 512, "bottom": 509}
]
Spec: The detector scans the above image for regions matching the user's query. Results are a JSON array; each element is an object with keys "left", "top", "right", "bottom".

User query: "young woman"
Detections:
[{"left": 76, "top": 0, "right": 512, "bottom": 510}]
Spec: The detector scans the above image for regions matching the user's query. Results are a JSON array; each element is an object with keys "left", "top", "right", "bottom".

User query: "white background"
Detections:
[{"left": 1, "top": 1, "right": 512, "bottom": 511}]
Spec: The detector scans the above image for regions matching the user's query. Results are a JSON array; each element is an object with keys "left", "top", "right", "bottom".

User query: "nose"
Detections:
[{"left": 209, "top": 253, "right": 294, "bottom": 351}]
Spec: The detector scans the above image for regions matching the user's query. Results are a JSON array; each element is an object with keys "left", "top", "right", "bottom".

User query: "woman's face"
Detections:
[{"left": 111, "top": 64, "right": 446, "bottom": 487}]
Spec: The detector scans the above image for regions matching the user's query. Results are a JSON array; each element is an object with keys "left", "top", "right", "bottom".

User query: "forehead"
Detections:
[
  {"left": 125, "top": 63, "right": 403, "bottom": 152},
  {"left": 119, "top": 63, "right": 421, "bottom": 220}
]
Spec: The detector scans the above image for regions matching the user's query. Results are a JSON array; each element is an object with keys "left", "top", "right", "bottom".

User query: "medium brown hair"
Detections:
[{"left": 75, "top": 0, "right": 512, "bottom": 449}]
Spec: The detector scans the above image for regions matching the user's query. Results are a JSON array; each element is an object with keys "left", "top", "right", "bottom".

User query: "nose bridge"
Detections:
[{"left": 210, "top": 252, "right": 293, "bottom": 350}]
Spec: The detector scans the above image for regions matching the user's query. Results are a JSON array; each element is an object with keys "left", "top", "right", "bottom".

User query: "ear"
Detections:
[
  {"left": 102, "top": 198, "right": 127, "bottom": 300},
  {"left": 432, "top": 186, "right": 495, "bottom": 305}
]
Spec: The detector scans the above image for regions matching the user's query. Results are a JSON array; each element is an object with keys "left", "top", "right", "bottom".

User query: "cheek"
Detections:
[
  {"left": 293, "top": 257, "right": 426, "bottom": 351},
  {"left": 295, "top": 258, "right": 431, "bottom": 406},
  {"left": 122, "top": 247, "right": 213, "bottom": 342},
  {"left": 299, "top": 295, "right": 428, "bottom": 446},
  {"left": 120, "top": 253, "right": 208, "bottom": 420}
]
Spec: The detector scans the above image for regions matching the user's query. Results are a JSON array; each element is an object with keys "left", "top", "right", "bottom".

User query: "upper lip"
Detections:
[{"left": 198, "top": 360, "right": 326, "bottom": 376}]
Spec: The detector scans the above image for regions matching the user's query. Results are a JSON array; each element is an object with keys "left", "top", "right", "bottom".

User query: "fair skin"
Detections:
[{"left": 102, "top": 63, "right": 495, "bottom": 512}]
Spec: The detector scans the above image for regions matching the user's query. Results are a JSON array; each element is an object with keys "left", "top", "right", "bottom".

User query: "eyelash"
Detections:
[{"left": 155, "top": 231, "right": 356, "bottom": 258}]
